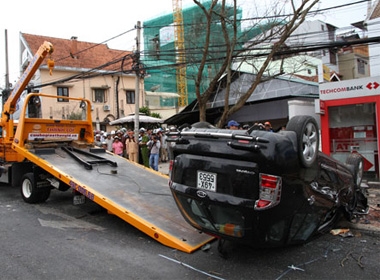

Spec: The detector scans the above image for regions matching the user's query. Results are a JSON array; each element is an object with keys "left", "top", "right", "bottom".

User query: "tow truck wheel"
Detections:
[
  {"left": 21, "top": 173, "right": 50, "bottom": 204},
  {"left": 286, "top": 115, "right": 319, "bottom": 168}
]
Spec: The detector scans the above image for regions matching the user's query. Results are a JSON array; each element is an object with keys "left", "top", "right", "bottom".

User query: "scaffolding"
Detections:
[
  {"left": 143, "top": 1, "right": 245, "bottom": 107},
  {"left": 172, "top": 0, "right": 188, "bottom": 107}
]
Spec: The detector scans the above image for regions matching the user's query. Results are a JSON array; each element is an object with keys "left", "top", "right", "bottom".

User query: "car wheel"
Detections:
[
  {"left": 286, "top": 115, "right": 319, "bottom": 168},
  {"left": 345, "top": 153, "right": 364, "bottom": 187},
  {"left": 21, "top": 173, "right": 50, "bottom": 204}
]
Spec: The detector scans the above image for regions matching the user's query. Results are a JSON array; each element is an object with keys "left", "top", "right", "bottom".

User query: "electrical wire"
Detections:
[
  {"left": 31, "top": 0, "right": 378, "bottom": 88},
  {"left": 54, "top": 28, "right": 136, "bottom": 63}
]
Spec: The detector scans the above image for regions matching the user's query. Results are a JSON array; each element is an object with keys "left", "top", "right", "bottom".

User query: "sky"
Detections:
[{"left": 0, "top": 0, "right": 372, "bottom": 89}]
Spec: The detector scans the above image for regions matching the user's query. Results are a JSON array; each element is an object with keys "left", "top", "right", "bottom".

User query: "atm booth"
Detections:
[{"left": 319, "top": 76, "right": 380, "bottom": 179}]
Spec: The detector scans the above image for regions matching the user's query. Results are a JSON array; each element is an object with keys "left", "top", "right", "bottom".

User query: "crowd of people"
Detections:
[
  {"left": 227, "top": 120, "right": 275, "bottom": 132},
  {"left": 94, "top": 120, "right": 277, "bottom": 172},
  {"left": 93, "top": 127, "right": 173, "bottom": 171}
]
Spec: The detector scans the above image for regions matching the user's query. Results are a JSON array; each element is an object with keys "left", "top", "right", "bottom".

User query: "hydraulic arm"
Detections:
[{"left": 0, "top": 41, "right": 54, "bottom": 144}]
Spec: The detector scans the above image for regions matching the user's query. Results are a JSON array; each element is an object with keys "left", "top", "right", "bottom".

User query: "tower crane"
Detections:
[{"left": 172, "top": 0, "right": 188, "bottom": 107}]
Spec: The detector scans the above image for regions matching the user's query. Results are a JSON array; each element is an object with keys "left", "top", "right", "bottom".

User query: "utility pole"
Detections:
[
  {"left": 5, "top": 29, "right": 9, "bottom": 91},
  {"left": 134, "top": 21, "right": 141, "bottom": 144},
  {"left": 2, "top": 29, "right": 11, "bottom": 107}
]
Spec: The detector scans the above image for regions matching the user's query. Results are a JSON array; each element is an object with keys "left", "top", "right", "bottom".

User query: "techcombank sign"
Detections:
[{"left": 319, "top": 76, "right": 380, "bottom": 101}]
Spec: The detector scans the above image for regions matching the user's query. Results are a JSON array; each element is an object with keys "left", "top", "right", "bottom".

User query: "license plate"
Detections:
[
  {"left": 73, "top": 195, "right": 86, "bottom": 205},
  {"left": 197, "top": 171, "right": 217, "bottom": 192}
]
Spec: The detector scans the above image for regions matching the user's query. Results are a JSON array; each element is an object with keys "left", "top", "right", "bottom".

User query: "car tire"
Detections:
[
  {"left": 286, "top": 115, "right": 319, "bottom": 168},
  {"left": 345, "top": 153, "right": 364, "bottom": 187},
  {"left": 21, "top": 173, "right": 51, "bottom": 204}
]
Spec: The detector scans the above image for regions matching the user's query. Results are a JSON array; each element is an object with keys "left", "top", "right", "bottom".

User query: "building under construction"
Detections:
[{"left": 142, "top": 1, "right": 246, "bottom": 108}]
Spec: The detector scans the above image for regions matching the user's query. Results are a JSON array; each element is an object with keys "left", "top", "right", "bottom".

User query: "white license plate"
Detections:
[{"left": 197, "top": 171, "right": 217, "bottom": 192}]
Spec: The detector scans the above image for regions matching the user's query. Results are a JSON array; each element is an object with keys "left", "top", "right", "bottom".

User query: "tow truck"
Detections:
[{"left": 0, "top": 41, "right": 213, "bottom": 253}]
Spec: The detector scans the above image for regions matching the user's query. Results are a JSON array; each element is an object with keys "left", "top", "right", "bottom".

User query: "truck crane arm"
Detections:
[
  {"left": 0, "top": 41, "right": 53, "bottom": 143},
  {"left": 2, "top": 41, "right": 54, "bottom": 120}
]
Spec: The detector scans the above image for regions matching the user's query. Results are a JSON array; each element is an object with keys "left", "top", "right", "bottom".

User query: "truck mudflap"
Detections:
[{"left": 24, "top": 147, "right": 214, "bottom": 253}]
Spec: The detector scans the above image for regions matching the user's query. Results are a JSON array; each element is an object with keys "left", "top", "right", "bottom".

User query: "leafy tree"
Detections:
[
  {"left": 139, "top": 106, "right": 151, "bottom": 116},
  {"left": 139, "top": 106, "right": 162, "bottom": 119},
  {"left": 151, "top": 112, "right": 162, "bottom": 119}
]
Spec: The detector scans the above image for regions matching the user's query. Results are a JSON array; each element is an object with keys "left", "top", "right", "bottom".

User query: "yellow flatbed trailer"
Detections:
[
  {"left": 22, "top": 146, "right": 212, "bottom": 253},
  {"left": 6, "top": 93, "right": 213, "bottom": 254},
  {"left": 1, "top": 41, "right": 213, "bottom": 253}
]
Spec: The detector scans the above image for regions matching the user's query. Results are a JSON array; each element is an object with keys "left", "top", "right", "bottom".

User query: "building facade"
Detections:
[
  {"left": 19, "top": 33, "right": 139, "bottom": 132},
  {"left": 317, "top": 1, "right": 380, "bottom": 178},
  {"left": 367, "top": 0, "right": 380, "bottom": 76}
]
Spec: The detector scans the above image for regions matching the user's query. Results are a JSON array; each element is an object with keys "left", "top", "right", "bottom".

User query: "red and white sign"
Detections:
[{"left": 319, "top": 76, "right": 380, "bottom": 101}]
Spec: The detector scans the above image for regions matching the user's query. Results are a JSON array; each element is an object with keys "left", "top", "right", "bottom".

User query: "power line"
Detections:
[
  {"left": 33, "top": 1, "right": 376, "bottom": 87},
  {"left": 31, "top": 34, "right": 380, "bottom": 89},
  {"left": 55, "top": 28, "right": 136, "bottom": 63}
]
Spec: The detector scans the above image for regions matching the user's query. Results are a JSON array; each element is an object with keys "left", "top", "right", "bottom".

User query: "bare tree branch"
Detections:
[{"left": 189, "top": 0, "right": 319, "bottom": 127}]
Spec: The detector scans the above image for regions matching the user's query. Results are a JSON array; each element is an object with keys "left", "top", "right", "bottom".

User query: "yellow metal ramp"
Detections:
[{"left": 29, "top": 147, "right": 214, "bottom": 253}]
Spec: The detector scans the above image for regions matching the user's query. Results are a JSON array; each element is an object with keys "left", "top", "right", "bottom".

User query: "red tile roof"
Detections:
[{"left": 22, "top": 33, "right": 133, "bottom": 72}]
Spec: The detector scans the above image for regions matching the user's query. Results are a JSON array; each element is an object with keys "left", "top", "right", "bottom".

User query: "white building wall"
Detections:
[
  {"left": 368, "top": 17, "right": 380, "bottom": 76},
  {"left": 288, "top": 99, "right": 320, "bottom": 127},
  {"left": 288, "top": 21, "right": 339, "bottom": 74},
  {"left": 289, "top": 20, "right": 329, "bottom": 43}
]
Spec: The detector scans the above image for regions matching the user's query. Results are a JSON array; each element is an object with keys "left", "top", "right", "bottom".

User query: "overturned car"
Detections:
[{"left": 167, "top": 115, "right": 368, "bottom": 248}]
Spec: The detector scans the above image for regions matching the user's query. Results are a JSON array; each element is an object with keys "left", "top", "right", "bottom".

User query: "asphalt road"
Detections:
[{"left": 1, "top": 183, "right": 379, "bottom": 280}]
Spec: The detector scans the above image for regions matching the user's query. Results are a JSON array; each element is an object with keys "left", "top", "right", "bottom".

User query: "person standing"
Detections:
[
  {"left": 264, "top": 121, "right": 273, "bottom": 132},
  {"left": 227, "top": 120, "right": 240, "bottom": 130},
  {"left": 125, "top": 129, "right": 139, "bottom": 163},
  {"left": 160, "top": 130, "right": 168, "bottom": 163},
  {"left": 120, "top": 128, "right": 128, "bottom": 157},
  {"left": 148, "top": 135, "right": 161, "bottom": 171},
  {"left": 139, "top": 128, "right": 150, "bottom": 167},
  {"left": 99, "top": 131, "right": 106, "bottom": 142},
  {"left": 110, "top": 130, "right": 116, "bottom": 139},
  {"left": 104, "top": 133, "right": 113, "bottom": 152},
  {"left": 94, "top": 134, "right": 102, "bottom": 147},
  {"left": 112, "top": 136, "right": 124, "bottom": 156}
]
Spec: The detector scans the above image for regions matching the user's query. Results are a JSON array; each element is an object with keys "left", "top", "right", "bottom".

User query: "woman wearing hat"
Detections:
[{"left": 112, "top": 136, "right": 124, "bottom": 156}]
